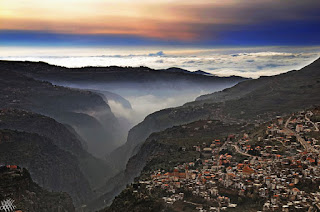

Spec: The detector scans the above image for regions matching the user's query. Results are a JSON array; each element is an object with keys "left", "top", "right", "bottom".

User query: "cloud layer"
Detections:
[{"left": 1, "top": 46, "right": 319, "bottom": 78}]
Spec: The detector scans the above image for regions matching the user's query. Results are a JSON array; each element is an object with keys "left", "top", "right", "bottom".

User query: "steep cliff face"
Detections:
[
  {"left": 0, "top": 109, "right": 82, "bottom": 153},
  {"left": 0, "top": 166, "right": 75, "bottom": 212},
  {"left": 108, "top": 105, "right": 215, "bottom": 170},
  {"left": 0, "top": 129, "right": 92, "bottom": 206},
  {"left": 87, "top": 140, "right": 164, "bottom": 211},
  {"left": 0, "top": 109, "right": 114, "bottom": 189},
  {"left": 0, "top": 67, "right": 120, "bottom": 158}
]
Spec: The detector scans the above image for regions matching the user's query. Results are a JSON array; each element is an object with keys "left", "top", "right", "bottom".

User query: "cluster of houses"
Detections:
[
  {"left": 0, "top": 165, "right": 23, "bottom": 181},
  {"left": 0, "top": 165, "right": 21, "bottom": 173},
  {"left": 140, "top": 110, "right": 320, "bottom": 211}
]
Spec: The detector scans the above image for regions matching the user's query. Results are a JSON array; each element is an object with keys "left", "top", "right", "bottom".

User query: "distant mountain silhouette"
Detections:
[
  {"left": 0, "top": 60, "right": 248, "bottom": 87},
  {"left": 193, "top": 70, "right": 213, "bottom": 76}
]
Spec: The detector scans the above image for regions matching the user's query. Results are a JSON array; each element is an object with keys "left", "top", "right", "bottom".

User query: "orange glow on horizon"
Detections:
[{"left": 0, "top": 0, "right": 318, "bottom": 40}]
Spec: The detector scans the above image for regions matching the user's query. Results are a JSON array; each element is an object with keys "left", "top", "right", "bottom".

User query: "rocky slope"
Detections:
[
  {"left": 196, "top": 57, "right": 320, "bottom": 103},
  {"left": 0, "top": 129, "right": 92, "bottom": 206},
  {"left": 0, "top": 109, "right": 114, "bottom": 190},
  {"left": 192, "top": 57, "right": 320, "bottom": 121},
  {"left": 0, "top": 165, "right": 75, "bottom": 212}
]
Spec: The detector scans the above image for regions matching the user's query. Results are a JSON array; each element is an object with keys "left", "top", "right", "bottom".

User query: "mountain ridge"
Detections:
[
  {"left": 195, "top": 57, "right": 320, "bottom": 103},
  {"left": 0, "top": 60, "right": 249, "bottom": 87},
  {"left": 0, "top": 60, "right": 247, "bottom": 79}
]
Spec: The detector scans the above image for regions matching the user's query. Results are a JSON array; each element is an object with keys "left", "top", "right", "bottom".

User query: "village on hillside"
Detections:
[{"left": 127, "top": 109, "right": 320, "bottom": 212}]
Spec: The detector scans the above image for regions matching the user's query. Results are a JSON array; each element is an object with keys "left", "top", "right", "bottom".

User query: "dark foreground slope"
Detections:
[
  {"left": 0, "top": 129, "right": 92, "bottom": 205},
  {"left": 0, "top": 109, "right": 113, "bottom": 189},
  {"left": 0, "top": 166, "right": 75, "bottom": 212},
  {"left": 109, "top": 57, "right": 320, "bottom": 171},
  {"left": 0, "top": 67, "right": 120, "bottom": 158}
]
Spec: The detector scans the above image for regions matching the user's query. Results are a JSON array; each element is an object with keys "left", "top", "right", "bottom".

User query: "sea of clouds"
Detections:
[{"left": 1, "top": 46, "right": 319, "bottom": 78}]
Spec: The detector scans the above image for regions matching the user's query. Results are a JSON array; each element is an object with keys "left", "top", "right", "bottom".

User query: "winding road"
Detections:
[
  {"left": 283, "top": 116, "right": 317, "bottom": 153},
  {"left": 305, "top": 114, "right": 319, "bottom": 132},
  {"left": 231, "top": 144, "right": 252, "bottom": 157}
]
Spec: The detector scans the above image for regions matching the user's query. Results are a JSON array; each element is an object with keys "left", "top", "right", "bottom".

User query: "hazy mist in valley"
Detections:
[{"left": 49, "top": 81, "right": 237, "bottom": 148}]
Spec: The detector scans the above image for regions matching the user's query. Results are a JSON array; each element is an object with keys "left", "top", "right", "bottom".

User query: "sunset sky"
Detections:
[{"left": 1, "top": 0, "right": 320, "bottom": 46}]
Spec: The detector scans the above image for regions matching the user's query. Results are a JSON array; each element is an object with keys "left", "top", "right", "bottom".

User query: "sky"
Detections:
[
  {"left": 1, "top": 0, "right": 320, "bottom": 78},
  {"left": 1, "top": 0, "right": 320, "bottom": 46}
]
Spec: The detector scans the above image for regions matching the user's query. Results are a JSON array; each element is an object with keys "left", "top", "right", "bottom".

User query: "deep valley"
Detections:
[{"left": 0, "top": 57, "right": 319, "bottom": 212}]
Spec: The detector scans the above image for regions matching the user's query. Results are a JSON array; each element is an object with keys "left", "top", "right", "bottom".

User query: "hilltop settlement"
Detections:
[{"left": 105, "top": 107, "right": 320, "bottom": 212}]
